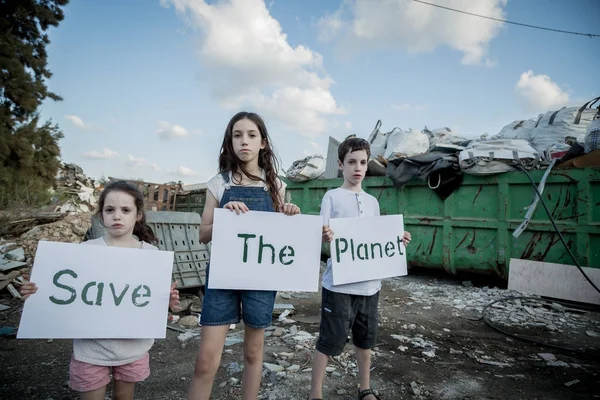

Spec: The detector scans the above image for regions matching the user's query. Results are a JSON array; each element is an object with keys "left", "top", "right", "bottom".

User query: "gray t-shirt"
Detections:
[{"left": 321, "top": 188, "right": 382, "bottom": 296}]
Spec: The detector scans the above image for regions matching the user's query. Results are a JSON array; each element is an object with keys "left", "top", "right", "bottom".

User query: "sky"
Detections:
[{"left": 38, "top": 0, "right": 599, "bottom": 184}]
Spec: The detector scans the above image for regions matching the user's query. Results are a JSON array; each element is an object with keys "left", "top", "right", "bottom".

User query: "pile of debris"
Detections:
[
  {"left": 0, "top": 213, "right": 93, "bottom": 299},
  {"left": 20, "top": 212, "right": 93, "bottom": 260},
  {"left": 0, "top": 242, "right": 29, "bottom": 300},
  {"left": 53, "top": 163, "right": 97, "bottom": 213}
]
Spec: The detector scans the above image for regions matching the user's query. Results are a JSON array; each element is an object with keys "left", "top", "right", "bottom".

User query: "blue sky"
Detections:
[{"left": 38, "top": 0, "right": 599, "bottom": 184}]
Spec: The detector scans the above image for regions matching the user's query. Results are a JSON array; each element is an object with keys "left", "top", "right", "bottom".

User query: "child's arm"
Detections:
[{"left": 199, "top": 192, "right": 219, "bottom": 244}]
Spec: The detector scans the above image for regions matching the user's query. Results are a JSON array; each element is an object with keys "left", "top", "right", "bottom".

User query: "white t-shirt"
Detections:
[
  {"left": 72, "top": 237, "right": 158, "bottom": 366},
  {"left": 321, "top": 187, "right": 382, "bottom": 296},
  {"left": 206, "top": 170, "right": 287, "bottom": 204}
]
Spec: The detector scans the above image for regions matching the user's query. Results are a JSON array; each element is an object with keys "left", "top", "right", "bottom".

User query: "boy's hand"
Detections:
[
  {"left": 280, "top": 203, "right": 301, "bottom": 215},
  {"left": 20, "top": 281, "right": 38, "bottom": 300},
  {"left": 224, "top": 201, "right": 249, "bottom": 214},
  {"left": 169, "top": 281, "right": 180, "bottom": 312},
  {"left": 402, "top": 231, "right": 412, "bottom": 246},
  {"left": 322, "top": 225, "right": 334, "bottom": 242}
]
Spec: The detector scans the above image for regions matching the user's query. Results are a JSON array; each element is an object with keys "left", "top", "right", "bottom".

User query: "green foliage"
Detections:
[{"left": 0, "top": 0, "right": 69, "bottom": 209}]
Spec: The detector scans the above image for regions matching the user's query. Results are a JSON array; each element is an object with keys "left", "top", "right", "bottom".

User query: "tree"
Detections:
[{"left": 0, "top": 0, "right": 69, "bottom": 208}]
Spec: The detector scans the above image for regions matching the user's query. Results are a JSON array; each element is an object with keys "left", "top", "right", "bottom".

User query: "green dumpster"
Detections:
[{"left": 283, "top": 167, "right": 600, "bottom": 279}]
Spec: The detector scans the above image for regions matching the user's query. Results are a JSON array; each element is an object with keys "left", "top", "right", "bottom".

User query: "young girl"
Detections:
[
  {"left": 20, "top": 180, "right": 180, "bottom": 400},
  {"left": 187, "top": 111, "right": 300, "bottom": 400}
]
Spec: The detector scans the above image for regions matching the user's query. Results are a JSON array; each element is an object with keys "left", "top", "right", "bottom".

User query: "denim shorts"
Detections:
[{"left": 200, "top": 265, "right": 276, "bottom": 329}]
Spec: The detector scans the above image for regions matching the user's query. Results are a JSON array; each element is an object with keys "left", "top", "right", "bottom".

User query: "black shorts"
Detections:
[{"left": 316, "top": 288, "right": 380, "bottom": 357}]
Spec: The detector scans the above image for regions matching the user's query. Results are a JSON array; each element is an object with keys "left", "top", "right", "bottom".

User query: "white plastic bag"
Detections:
[
  {"left": 493, "top": 118, "right": 538, "bottom": 141},
  {"left": 459, "top": 139, "right": 539, "bottom": 175},
  {"left": 384, "top": 128, "right": 430, "bottom": 159},
  {"left": 423, "top": 126, "right": 470, "bottom": 146},
  {"left": 367, "top": 120, "right": 389, "bottom": 159},
  {"left": 584, "top": 118, "right": 600, "bottom": 153},
  {"left": 285, "top": 154, "right": 325, "bottom": 182},
  {"left": 529, "top": 97, "right": 599, "bottom": 157}
]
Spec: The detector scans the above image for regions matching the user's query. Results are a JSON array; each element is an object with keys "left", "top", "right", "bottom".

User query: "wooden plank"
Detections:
[{"left": 508, "top": 259, "right": 600, "bottom": 305}]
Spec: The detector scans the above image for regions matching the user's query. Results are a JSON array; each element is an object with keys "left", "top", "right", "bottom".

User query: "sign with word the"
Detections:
[
  {"left": 18, "top": 241, "right": 174, "bottom": 339},
  {"left": 330, "top": 215, "right": 407, "bottom": 285},
  {"left": 208, "top": 208, "right": 323, "bottom": 291}
]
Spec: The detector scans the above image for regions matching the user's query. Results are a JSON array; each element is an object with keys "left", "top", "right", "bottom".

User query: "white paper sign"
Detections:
[
  {"left": 208, "top": 208, "right": 323, "bottom": 291},
  {"left": 18, "top": 241, "right": 174, "bottom": 339},
  {"left": 330, "top": 215, "right": 407, "bottom": 285}
]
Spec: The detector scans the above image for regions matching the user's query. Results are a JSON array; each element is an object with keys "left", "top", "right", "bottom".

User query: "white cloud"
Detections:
[
  {"left": 318, "top": 0, "right": 507, "bottom": 65},
  {"left": 150, "top": 163, "right": 162, "bottom": 172},
  {"left": 344, "top": 121, "right": 352, "bottom": 129},
  {"left": 83, "top": 147, "right": 119, "bottom": 160},
  {"left": 65, "top": 115, "right": 98, "bottom": 130},
  {"left": 391, "top": 103, "right": 427, "bottom": 112},
  {"left": 156, "top": 120, "right": 191, "bottom": 139},
  {"left": 176, "top": 166, "right": 200, "bottom": 177},
  {"left": 162, "top": 0, "right": 345, "bottom": 137},
  {"left": 127, "top": 155, "right": 149, "bottom": 168},
  {"left": 516, "top": 70, "right": 570, "bottom": 112}
]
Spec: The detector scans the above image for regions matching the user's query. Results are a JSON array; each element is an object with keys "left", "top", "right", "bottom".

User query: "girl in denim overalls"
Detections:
[{"left": 188, "top": 112, "right": 301, "bottom": 400}]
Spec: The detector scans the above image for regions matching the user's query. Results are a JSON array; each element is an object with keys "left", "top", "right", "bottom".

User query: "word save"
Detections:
[{"left": 49, "top": 269, "right": 152, "bottom": 307}]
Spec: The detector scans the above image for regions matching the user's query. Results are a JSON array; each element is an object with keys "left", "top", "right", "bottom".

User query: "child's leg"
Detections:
[
  {"left": 189, "top": 282, "right": 242, "bottom": 400},
  {"left": 239, "top": 290, "right": 277, "bottom": 399},
  {"left": 352, "top": 291, "right": 380, "bottom": 398},
  {"left": 79, "top": 387, "right": 107, "bottom": 400},
  {"left": 355, "top": 347, "right": 373, "bottom": 393},
  {"left": 111, "top": 381, "right": 136, "bottom": 400},
  {"left": 308, "top": 350, "right": 329, "bottom": 399},
  {"left": 309, "top": 288, "right": 353, "bottom": 399},
  {"left": 70, "top": 356, "right": 109, "bottom": 400},
  {"left": 241, "top": 325, "right": 265, "bottom": 400},
  {"left": 188, "top": 325, "right": 230, "bottom": 400},
  {"left": 110, "top": 353, "right": 150, "bottom": 400}
]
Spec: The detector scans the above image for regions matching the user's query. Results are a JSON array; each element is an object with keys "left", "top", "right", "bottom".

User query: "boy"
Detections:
[{"left": 307, "top": 137, "right": 411, "bottom": 400}]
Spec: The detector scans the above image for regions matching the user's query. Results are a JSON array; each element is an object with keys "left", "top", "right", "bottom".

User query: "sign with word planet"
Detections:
[
  {"left": 208, "top": 208, "right": 323, "bottom": 291},
  {"left": 330, "top": 215, "right": 407, "bottom": 285},
  {"left": 17, "top": 241, "right": 174, "bottom": 339}
]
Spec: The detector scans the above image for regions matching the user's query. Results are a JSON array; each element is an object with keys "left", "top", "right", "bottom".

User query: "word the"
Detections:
[
  {"left": 237, "top": 233, "right": 295, "bottom": 265},
  {"left": 335, "top": 236, "right": 404, "bottom": 263},
  {"left": 49, "top": 269, "right": 151, "bottom": 307}
]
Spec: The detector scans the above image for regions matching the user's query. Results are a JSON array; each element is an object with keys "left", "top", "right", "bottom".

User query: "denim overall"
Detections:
[{"left": 200, "top": 172, "right": 278, "bottom": 329}]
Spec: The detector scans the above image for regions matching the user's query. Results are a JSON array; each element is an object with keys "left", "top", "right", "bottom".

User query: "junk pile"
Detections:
[
  {"left": 285, "top": 96, "right": 600, "bottom": 200},
  {"left": 0, "top": 212, "right": 92, "bottom": 299},
  {"left": 53, "top": 163, "right": 98, "bottom": 213}
]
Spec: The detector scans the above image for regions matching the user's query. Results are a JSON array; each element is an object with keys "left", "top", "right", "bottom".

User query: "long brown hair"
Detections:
[
  {"left": 218, "top": 111, "right": 283, "bottom": 210},
  {"left": 95, "top": 180, "right": 159, "bottom": 246}
]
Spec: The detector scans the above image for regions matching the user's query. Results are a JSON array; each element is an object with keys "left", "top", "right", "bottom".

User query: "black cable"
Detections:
[
  {"left": 412, "top": 0, "right": 600, "bottom": 38},
  {"left": 516, "top": 164, "right": 600, "bottom": 294},
  {"left": 479, "top": 165, "right": 600, "bottom": 351}
]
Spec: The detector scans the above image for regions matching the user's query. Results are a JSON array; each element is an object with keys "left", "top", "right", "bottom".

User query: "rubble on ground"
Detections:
[
  {"left": 53, "top": 163, "right": 97, "bottom": 213},
  {"left": 386, "top": 277, "right": 600, "bottom": 339}
]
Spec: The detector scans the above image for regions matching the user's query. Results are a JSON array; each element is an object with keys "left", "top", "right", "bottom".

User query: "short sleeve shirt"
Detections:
[{"left": 320, "top": 188, "right": 382, "bottom": 296}]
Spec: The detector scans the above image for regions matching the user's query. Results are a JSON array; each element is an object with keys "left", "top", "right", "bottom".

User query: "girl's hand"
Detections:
[
  {"left": 280, "top": 203, "right": 300, "bottom": 215},
  {"left": 223, "top": 201, "right": 249, "bottom": 214},
  {"left": 402, "top": 231, "right": 412, "bottom": 246},
  {"left": 322, "top": 225, "right": 334, "bottom": 242},
  {"left": 20, "top": 281, "right": 38, "bottom": 300},
  {"left": 168, "top": 281, "right": 180, "bottom": 312}
]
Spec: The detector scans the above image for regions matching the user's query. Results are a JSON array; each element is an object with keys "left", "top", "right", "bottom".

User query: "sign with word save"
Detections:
[
  {"left": 330, "top": 215, "right": 407, "bottom": 285},
  {"left": 208, "top": 208, "right": 323, "bottom": 291},
  {"left": 18, "top": 241, "right": 174, "bottom": 339}
]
